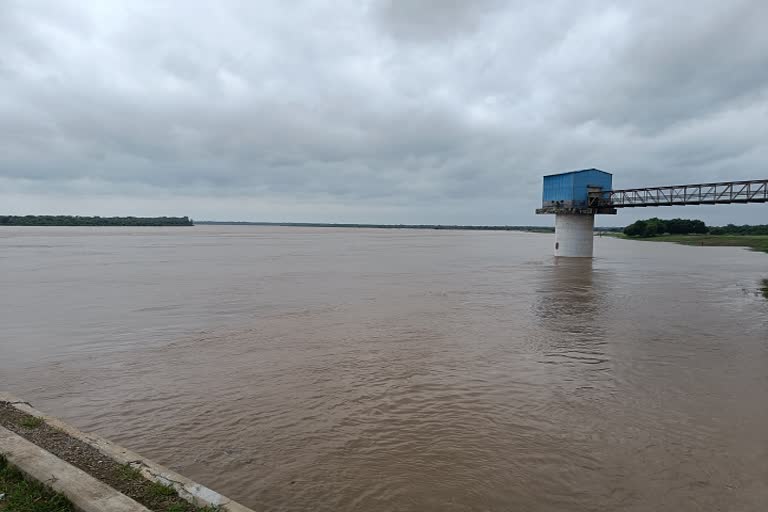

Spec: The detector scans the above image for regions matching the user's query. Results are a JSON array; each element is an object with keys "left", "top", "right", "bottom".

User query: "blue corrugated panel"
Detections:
[
  {"left": 542, "top": 168, "right": 612, "bottom": 208},
  {"left": 542, "top": 173, "right": 574, "bottom": 202}
]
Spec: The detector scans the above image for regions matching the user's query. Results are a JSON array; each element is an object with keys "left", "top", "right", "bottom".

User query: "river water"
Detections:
[{"left": 1, "top": 226, "right": 767, "bottom": 511}]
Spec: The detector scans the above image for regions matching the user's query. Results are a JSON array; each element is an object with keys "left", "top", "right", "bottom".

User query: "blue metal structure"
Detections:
[
  {"left": 542, "top": 169, "right": 612, "bottom": 209},
  {"left": 537, "top": 168, "right": 767, "bottom": 257}
]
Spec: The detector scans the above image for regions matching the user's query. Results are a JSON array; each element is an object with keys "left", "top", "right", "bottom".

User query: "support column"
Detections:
[{"left": 554, "top": 213, "right": 595, "bottom": 257}]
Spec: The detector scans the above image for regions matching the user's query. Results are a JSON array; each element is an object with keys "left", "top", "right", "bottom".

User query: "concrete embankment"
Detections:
[{"left": 0, "top": 393, "right": 255, "bottom": 512}]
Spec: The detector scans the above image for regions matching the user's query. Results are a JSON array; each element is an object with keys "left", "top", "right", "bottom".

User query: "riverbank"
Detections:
[
  {"left": 0, "top": 402, "right": 204, "bottom": 511},
  {"left": 0, "top": 395, "right": 254, "bottom": 512},
  {"left": 610, "top": 233, "right": 768, "bottom": 254}
]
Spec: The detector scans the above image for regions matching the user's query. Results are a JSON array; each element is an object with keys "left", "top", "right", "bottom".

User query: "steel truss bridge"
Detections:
[{"left": 588, "top": 179, "right": 768, "bottom": 209}]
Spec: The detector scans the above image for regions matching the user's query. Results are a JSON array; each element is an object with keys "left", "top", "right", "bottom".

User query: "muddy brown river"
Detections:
[{"left": 1, "top": 226, "right": 767, "bottom": 511}]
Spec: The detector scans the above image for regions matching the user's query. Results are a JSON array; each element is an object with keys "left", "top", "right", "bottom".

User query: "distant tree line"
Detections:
[
  {"left": 196, "top": 221, "right": 556, "bottom": 232},
  {"left": 624, "top": 217, "right": 768, "bottom": 237},
  {"left": 624, "top": 218, "right": 707, "bottom": 237},
  {"left": 0, "top": 215, "right": 193, "bottom": 226},
  {"left": 709, "top": 224, "right": 768, "bottom": 236}
]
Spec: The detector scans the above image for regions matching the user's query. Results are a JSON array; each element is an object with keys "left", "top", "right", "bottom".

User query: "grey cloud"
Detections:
[
  {"left": 559, "top": 1, "right": 768, "bottom": 133},
  {"left": 371, "top": 0, "right": 510, "bottom": 42},
  {"left": 0, "top": 0, "right": 767, "bottom": 224}
]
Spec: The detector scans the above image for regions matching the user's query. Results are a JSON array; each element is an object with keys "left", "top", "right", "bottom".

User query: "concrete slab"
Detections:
[
  {"left": 0, "top": 393, "right": 256, "bottom": 512},
  {"left": 0, "top": 425, "right": 151, "bottom": 512}
]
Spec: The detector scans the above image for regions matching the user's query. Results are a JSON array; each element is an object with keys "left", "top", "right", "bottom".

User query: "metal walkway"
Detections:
[{"left": 588, "top": 179, "right": 768, "bottom": 209}]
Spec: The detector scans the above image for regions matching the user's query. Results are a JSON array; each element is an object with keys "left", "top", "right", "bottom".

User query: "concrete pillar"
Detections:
[{"left": 554, "top": 213, "right": 595, "bottom": 257}]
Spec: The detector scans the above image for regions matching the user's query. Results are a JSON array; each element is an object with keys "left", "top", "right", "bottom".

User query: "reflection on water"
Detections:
[
  {"left": 535, "top": 257, "right": 599, "bottom": 323},
  {"left": 533, "top": 258, "right": 610, "bottom": 370},
  {"left": 1, "top": 226, "right": 767, "bottom": 511}
]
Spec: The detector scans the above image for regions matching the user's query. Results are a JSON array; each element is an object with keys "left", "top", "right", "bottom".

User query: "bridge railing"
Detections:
[{"left": 589, "top": 179, "right": 768, "bottom": 208}]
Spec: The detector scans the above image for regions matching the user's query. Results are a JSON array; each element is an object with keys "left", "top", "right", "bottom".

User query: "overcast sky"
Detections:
[{"left": 2, "top": 0, "right": 767, "bottom": 225}]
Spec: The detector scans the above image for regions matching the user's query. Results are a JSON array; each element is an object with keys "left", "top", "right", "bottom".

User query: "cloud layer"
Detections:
[{"left": 2, "top": 0, "right": 767, "bottom": 224}]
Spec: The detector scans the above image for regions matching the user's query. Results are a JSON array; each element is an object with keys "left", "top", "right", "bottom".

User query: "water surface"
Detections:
[{"left": 2, "top": 226, "right": 767, "bottom": 511}]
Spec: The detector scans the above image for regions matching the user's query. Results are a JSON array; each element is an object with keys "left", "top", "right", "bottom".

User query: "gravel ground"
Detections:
[{"left": 0, "top": 402, "right": 213, "bottom": 512}]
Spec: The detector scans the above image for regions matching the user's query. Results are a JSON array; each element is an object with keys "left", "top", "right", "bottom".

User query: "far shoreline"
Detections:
[
  {"left": 195, "top": 221, "right": 564, "bottom": 232},
  {"left": 0, "top": 215, "right": 193, "bottom": 227}
]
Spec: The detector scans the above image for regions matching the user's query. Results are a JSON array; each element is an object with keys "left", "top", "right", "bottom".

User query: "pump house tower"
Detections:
[{"left": 536, "top": 169, "right": 616, "bottom": 257}]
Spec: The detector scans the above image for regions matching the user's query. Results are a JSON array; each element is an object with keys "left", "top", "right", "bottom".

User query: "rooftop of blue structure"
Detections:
[{"left": 543, "top": 168, "right": 612, "bottom": 178}]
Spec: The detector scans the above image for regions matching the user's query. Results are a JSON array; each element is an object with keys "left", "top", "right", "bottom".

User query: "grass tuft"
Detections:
[
  {"left": 115, "top": 464, "right": 144, "bottom": 482},
  {"left": 18, "top": 416, "right": 44, "bottom": 428},
  {"left": 760, "top": 279, "right": 768, "bottom": 299},
  {"left": 166, "top": 505, "right": 220, "bottom": 512},
  {"left": 147, "top": 481, "right": 177, "bottom": 497}
]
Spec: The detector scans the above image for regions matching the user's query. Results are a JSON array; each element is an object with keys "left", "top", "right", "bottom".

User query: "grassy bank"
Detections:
[
  {"left": 609, "top": 233, "right": 768, "bottom": 254},
  {"left": 0, "top": 454, "right": 74, "bottom": 511}
]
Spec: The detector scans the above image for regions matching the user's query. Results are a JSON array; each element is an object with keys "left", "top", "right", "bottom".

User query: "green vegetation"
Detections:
[
  {"left": 148, "top": 481, "right": 177, "bottom": 498},
  {"left": 0, "top": 454, "right": 74, "bottom": 512},
  {"left": 619, "top": 218, "right": 768, "bottom": 254},
  {"left": 760, "top": 279, "right": 768, "bottom": 299},
  {"left": 0, "top": 215, "right": 193, "bottom": 226},
  {"left": 18, "top": 416, "right": 44, "bottom": 428},
  {"left": 116, "top": 464, "right": 143, "bottom": 482},
  {"left": 623, "top": 218, "right": 707, "bottom": 237},
  {"left": 624, "top": 218, "right": 768, "bottom": 238},
  {"left": 621, "top": 234, "right": 768, "bottom": 253},
  {"left": 166, "top": 506, "right": 219, "bottom": 512},
  {"left": 709, "top": 224, "right": 768, "bottom": 236}
]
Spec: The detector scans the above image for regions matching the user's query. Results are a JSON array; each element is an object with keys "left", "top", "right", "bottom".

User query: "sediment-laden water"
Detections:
[{"left": 1, "top": 226, "right": 766, "bottom": 511}]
